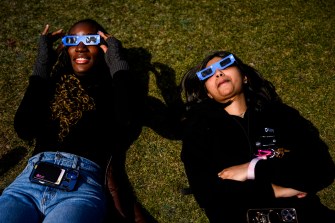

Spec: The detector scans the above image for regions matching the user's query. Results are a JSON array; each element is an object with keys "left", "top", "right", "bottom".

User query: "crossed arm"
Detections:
[{"left": 217, "top": 162, "right": 307, "bottom": 198}]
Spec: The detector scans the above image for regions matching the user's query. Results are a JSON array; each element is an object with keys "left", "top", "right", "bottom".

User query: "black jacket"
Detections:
[
  {"left": 181, "top": 99, "right": 335, "bottom": 223},
  {"left": 14, "top": 37, "right": 135, "bottom": 170}
]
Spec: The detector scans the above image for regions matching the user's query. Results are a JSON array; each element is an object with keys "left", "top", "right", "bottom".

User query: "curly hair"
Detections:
[{"left": 180, "top": 51, "right": 282, "bottom": 111}]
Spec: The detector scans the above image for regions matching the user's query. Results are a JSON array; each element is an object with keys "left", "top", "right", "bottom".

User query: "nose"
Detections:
[
  {"left": 75, "top": 42, "right": 88, "bottom": 52},
  {"left": 215, "top": 69, "right": 225, "bottom": 78}
]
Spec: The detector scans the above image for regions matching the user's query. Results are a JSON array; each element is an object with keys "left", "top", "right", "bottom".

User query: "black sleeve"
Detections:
[
  {"left": 32, "top": 35, "right": 57, "bottom": 79},
  {"left": 14, "top": 76, "right": 54, "bottom": 141},
  {"left": 255, "top": 105, "right": 335, "bottom": 193},
  {"left": 105, "top": 37, "right": 129, "bottom": 77}
]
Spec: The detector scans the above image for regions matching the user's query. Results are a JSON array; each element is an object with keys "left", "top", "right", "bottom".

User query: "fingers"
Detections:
[
  {"left": 218, "top": 163, "right": 249, "bottom": 181},
  {"left": 41, "top": 24, "right": 50, "bottom": 35},
  {"left": 52, "top": 28, "right": 64, "bottom": 36},
  {"left": 100, "top": 44, "right": 108, "bottom": 53},
  {"left": 98, "top": 30, "right": 111, "bottom": 40},
  {"left": 297, "top": 192, "right": 307, "bottom": 198},
  {"left": 41, "top": 24, "right": 64, "bottom": 41},
  {"left": 218, "top": 169, "right": 232, "bottom": 180},
  {"left": 218, "top": 170, "right": 225, "bottom": 178},
  {"left": 98, "top": 31, "right": 111, "bottom": 53},
  {"left": 272, "top": 184, "right": 308, "bottom": 198},
  {"left": 217, "top": 170, "right": 234, "bottom": 180}
]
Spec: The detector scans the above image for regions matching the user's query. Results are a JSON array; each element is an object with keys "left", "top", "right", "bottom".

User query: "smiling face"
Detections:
[
  {"left": 204, "top": 56, "right": 246, "bottom": 104},
  {"left": 67, "top": 22, "right": 102, "bottom": 77}
]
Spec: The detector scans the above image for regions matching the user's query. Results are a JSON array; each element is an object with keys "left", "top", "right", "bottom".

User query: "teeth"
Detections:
[{"left": 75, "top": 58, "right": 89, "bottom": 63}]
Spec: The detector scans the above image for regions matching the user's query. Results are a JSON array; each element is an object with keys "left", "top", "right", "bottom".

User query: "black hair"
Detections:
[
  {"left": 68, "top": 18, "right": 108, "bottom": 35},
  {"left": 180, "top": 50, "right": 282, "bottom": 111}
]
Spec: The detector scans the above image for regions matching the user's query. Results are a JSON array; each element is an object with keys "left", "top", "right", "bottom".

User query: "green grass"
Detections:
[{"left": 1, "top": 0, "right": 334, "bottom": 222}]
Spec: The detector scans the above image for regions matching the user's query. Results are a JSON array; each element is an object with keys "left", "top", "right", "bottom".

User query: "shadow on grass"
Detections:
[
  {"left": 0, "top": 146, "right": 28, "bottom": 178},
  {"left": 126, "top": 47, "right": 184, "bottom": 141},
  {"left": 105, "top": 47, "right": 184, "bottom": 223},
  {"left": 0, "top": 146, "right": 28, "bottom": 195}
]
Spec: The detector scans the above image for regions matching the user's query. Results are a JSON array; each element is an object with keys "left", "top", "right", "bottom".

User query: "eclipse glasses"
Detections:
[
  {"left": 196, "top": 54, "right": 236, "bottom": 81},
  {"left": 62, "top": 35, "right": 100, "bottom": 46}
]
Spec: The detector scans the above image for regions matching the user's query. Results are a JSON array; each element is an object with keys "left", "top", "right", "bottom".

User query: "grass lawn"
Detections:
[{"left": 1, "top": 0, "right": 334, "bottom": 222}]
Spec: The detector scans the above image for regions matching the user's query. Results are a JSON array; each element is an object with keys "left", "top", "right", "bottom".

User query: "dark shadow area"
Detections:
[
  {"left": 144, "top": 61, "right": 185, "bottom": 140},
  {"left": 126, "top": 47, "right": 184, "bottom": 141},
  {"left": 105, "top": 47, "right": 185, "bottom": 223},
  {"left": 0, "top": 146, "right": 28, "bottom": 178}
]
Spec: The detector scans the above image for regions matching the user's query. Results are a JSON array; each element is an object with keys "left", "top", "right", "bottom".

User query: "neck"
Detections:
[{"left": 224, "top": 94, "right": 247, "bottom": 118}]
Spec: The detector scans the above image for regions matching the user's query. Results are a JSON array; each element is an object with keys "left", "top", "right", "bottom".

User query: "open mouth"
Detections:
[{"left": 74, "top": 57, "right": 90, "bottom": 64}]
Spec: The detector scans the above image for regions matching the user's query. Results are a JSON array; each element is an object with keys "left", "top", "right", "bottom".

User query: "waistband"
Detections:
[{"left": 30, "top": 151, "right": 102, "bottom": 173}]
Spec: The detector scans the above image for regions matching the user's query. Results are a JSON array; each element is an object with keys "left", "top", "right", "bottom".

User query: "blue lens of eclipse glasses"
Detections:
[
  {"left": 196, "top": 54, "right": 236, "bottom": 81},
  {"left": 62, "top": 35, "right": 100, "bottom": 46}
]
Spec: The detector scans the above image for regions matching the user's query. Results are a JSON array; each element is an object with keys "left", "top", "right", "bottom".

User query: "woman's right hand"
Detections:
[
  {"left": 33, "top": 24, "right": 64, "bottom": 79},
  {"left": 271, "top": 184, "right": 307, "bottom": 198},
  {"left": 40, "top": 24, "right": 65, "bottom": 57},
  {"left": 41, "top": 24, "right": 63, "bottom": 38}
]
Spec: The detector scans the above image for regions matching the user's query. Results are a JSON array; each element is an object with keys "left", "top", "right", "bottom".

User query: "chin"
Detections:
[{"left": 73, "top": 71, "right": 90, "bottom": 77}]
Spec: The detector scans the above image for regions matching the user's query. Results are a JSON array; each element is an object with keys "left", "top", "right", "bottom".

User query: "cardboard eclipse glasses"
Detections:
[
  {"left": 196, "top": 54, "right": 236, "bottom": 81},
  {"left": 62, "top": 35, "right": 100, "bottom": 46}
]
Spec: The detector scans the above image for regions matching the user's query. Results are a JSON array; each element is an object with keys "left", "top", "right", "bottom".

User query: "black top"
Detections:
[
  {"left": 14, "top": 37, "right": 135, "bottom": 170},
  {"left": 181, "top": 99, "right": 335, "bottom": 223}
]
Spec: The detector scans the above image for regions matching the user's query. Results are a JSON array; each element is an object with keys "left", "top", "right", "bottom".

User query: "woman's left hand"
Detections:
[
  {"left": 98, "top": 31, "right": 110, "bottom": 53},
  {"left": 218, "top": 162, "right": 249, "bottom": 181},
  {"left": 272, "top": 184, "right": 307, "bottom": 198}
]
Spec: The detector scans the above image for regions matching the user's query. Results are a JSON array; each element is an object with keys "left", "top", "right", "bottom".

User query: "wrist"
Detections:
[
  {"left": 247, "top": 157, "right": 265, "bottom": 180},
  {"left": 271, "top": 184, "right": 280, "bottom": 198}
]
